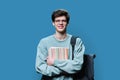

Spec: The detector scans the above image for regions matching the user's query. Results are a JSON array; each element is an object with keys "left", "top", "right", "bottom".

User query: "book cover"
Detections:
[{"left": 49, "top": 47, "right": 69, "bottom": 60}]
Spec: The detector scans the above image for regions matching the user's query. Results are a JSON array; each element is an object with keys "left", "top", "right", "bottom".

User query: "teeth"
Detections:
[{"left": 58, "top": 26, "right": 63, "bottom": 29}]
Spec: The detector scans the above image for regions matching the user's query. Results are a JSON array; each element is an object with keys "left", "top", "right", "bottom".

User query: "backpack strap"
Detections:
[
  {"left": 70, "top": 36, "right": 78, "bottom": 60},
  {"left": 71, "top": 36, "right": 96, "bottom": 80}
]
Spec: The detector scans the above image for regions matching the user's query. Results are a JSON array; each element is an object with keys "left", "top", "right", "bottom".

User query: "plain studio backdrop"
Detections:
[{"left": 0, "top": 0, "right": 120, "bottom": 80}]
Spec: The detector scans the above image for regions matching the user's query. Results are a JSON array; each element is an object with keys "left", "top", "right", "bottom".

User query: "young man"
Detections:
[{"left": 35, "top": 9, "right": 85, "bottom": 80}]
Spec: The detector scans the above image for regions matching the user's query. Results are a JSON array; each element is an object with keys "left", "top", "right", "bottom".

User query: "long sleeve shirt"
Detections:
[{"left": 35, "top": 34, "right": 85, "bottom": 80}]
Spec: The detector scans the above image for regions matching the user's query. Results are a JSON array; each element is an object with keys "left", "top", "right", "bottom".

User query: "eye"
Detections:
[
  {"left": 55, "top": 20, "right": 67, "bottom": 23},
  {"left": 55, "top": 20, "right": 60, "bottom": 22},
  {"left": 62, "top": 20, "right": 67, "bottom": 22}
]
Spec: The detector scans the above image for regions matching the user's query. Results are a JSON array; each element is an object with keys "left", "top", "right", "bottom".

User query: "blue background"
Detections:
[{"left": 0, "top": 0, "right": 120, "bottom": 80}]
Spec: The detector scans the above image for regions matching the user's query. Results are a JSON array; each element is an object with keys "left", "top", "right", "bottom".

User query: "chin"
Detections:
[{"left": 57, "top": 29, "right": 66, "bottom": 34}]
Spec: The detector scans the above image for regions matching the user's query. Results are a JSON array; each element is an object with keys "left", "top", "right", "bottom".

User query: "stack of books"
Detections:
[{"left": 49, "top": 47, "right": 69, "bottom": 60}]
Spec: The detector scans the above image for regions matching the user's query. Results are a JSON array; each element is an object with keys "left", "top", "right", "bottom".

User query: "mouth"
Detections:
[{"left": 58, "top": 26, "right": 64, "bottom": 29}]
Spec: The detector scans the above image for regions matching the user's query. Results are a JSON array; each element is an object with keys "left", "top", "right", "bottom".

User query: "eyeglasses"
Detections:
[{"left": 55, "top": 20, "right": 67, "bottom": 23}]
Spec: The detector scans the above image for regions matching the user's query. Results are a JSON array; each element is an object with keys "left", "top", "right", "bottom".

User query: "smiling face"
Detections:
[{"left": 53, "top": 16, "right": 68, "bottom": 34}]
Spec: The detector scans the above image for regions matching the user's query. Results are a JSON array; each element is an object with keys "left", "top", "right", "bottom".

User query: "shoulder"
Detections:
[
  {"left": 76, "top": 37, "right": 82, "bottom": 42},
  {"left": 71, "top": 35, "right": 82, "bottom": 42},
  {"left": 71, "top": 35, "right": 84, "bottom": 45},
  {"left": 41, "top": 35, "right": 54, "bottom": 41},
  {"left": 38, "top": 35, "right": 54, "bottom": 45}
]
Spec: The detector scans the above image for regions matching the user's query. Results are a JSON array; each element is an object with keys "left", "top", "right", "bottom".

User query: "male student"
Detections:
[{"left": 35, "top": 9, "right": 85, "bottom": 80}]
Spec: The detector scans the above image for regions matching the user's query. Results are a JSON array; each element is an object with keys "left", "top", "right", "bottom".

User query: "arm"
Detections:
[
  {"left": 35, "top": 39, "right": 62, "bottom": 77},
  {"left": 53, "top": 38, "right": 85, "bottom": 74}
]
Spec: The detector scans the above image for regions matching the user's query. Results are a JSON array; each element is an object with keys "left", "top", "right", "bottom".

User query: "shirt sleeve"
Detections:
[
  {"left": 35, "top": 39, "right": 62, "bottom": 77},
  {"left": 53, "top": 38, "right": 85, "bottom": 74}
]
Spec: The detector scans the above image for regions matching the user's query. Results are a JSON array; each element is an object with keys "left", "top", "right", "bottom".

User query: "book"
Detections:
[{"left": 49, "top": 47, "right": 69, "bottom": 60}]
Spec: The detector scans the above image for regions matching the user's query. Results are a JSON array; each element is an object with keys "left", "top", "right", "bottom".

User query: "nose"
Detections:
[{"left": 59, "top": 21, "right": 63, "bottom": 24}]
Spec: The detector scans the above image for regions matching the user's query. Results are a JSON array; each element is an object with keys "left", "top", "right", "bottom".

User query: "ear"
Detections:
[{"left": 52, "top": 22, "right": 55, "bottom": 26}]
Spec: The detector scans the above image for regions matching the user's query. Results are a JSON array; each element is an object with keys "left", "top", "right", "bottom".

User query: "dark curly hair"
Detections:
[{"left": 51, "top": 9, "right": 70, "bottom": 24}]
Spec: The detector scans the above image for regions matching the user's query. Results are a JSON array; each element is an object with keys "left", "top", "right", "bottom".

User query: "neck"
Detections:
[{"left": 54, "top": 31, "right": 67, "bottom": 40}]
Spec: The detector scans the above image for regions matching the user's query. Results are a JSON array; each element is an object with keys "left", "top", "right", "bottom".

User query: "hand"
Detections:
[{"left": 47, "top": 56, "right": 54, "bottom": 66}]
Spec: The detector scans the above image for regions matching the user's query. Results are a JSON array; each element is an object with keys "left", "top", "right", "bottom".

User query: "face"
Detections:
[{"left": 53, "top": 16, "right": 68, "bottom": 33}]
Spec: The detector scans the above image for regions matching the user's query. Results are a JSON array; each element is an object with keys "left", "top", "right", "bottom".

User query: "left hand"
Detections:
[{"left": 47, "top": 56, "right": 55, "bottom": 66}]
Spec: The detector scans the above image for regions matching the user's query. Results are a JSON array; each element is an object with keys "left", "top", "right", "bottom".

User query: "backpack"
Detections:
[{"left": 71, "top": 36, "right": 96, "bottom": 80}]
